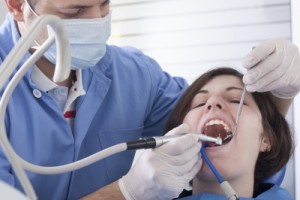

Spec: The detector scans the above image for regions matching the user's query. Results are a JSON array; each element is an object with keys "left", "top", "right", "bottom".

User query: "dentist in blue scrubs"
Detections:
[
  {"left": 1, "top": 0, "right": 300, "bottom": 199},
  {"left": 0, "top": 0, "right": 199, "bottom": 199}
]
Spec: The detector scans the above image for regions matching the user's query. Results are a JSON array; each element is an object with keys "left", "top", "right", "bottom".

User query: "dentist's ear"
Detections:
[{"left": 5, "top": 0, "right": 25, "bottom": 21}]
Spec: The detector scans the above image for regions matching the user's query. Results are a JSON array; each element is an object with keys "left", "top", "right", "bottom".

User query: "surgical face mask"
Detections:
[
  {"left": 46, "top": 12, "right": 111, "bottom": 70},
  {"left": 25, "top": 0, "right": 111, "bottom": 70}
]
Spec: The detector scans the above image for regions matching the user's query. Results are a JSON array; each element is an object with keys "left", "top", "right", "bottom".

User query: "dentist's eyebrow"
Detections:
[
  {"left": 61, "top": 0, "right": 109, "bottom": 9},
  {"left": 60, "top": 5, "right": 92, "bottom": 9}
]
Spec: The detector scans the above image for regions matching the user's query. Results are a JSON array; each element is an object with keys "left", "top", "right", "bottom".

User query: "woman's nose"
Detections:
[{"left": 205, "top": 97, "right": 224, "bottom": 111}]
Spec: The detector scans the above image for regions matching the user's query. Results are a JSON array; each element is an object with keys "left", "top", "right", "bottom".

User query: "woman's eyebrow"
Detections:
[
  {"left": 226, "top": 86, "right": 244, "bottom": 92},
  {"left": 197, "top": 87, "right": 243, "bottom": 94},
  {"left": 197, "top": 90, "right": 208, "bottom": 94}
]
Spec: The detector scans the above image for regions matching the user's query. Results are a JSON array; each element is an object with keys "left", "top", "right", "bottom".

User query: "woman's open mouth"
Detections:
[{"left": 202, "top": 119, "right": 233, "bottom": 147}]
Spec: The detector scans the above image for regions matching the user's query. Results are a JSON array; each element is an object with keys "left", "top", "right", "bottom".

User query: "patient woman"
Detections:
[{"left": 165, "top": 67, "right": 294, "bottom": 199}]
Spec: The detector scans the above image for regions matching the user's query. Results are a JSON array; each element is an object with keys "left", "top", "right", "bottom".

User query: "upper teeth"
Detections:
[{"left": 205, "top": 119, "right": 230, "bottom": 132}]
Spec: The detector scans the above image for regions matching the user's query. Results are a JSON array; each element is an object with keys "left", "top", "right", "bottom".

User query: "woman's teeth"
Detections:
[{"left": 204, "top": 119, "right": 230, "bottom": 132}]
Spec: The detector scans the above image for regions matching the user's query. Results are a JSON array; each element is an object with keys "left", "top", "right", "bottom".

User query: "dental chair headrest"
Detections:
[{"left": 263, "top": 166, "right": 286, "bottom": 185}]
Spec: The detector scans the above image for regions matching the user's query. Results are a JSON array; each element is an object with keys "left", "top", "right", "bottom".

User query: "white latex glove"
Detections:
[
  {"left": 118, "top": 124, "right": 202, "bottom": 200},
  {"left": 242, "top": 38, "right": 300, "bottom": 99}
]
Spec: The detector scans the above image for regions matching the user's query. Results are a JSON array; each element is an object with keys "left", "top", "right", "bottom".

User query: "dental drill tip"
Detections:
[
  {"left": 216, "top": 137, "right": 222, "bottom": 145},
  {"left": 197, "top": 134, "right": 222, "bottom": 145},
  {"left": 151, "top": 133, "right": 223, "bottom": 148}
]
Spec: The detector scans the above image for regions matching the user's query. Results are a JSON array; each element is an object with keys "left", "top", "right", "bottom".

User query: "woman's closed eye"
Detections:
[
  {"left": 229, "top": 98, "right": 247, "bottom": 105},
  {"left": 230, "top": 99, "right": 241, "bottom": 104},
  {"left": 192, "top": 102, "right": 206, "bottom": 109}
]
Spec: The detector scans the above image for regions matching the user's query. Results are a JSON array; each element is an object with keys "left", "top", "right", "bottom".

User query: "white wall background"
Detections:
[
  {"left": 0, "top": 0, "right": 298, "bottom": 199},
  {"left": 291, "top": 0, "right": 300, "bottom": 199},
  {"left": 109, "top": 0, "right": 291, "bottom": 82}
]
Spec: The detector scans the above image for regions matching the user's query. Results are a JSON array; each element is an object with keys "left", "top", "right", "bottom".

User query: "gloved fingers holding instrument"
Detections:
[
  {"left": 118, "top": 124, "right": 202, "bottom": 200},
  {"left": 242, "top": 38, "right": 300, "bottom": 99}
]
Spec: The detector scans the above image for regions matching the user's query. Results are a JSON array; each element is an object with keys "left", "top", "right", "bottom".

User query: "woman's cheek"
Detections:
[{"left": 183, "top": 110, "right": 202, "bottom": 131}]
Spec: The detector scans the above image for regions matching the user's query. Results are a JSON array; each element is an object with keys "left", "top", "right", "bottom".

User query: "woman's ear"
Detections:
[
  {"left": 5, "top": 0, "right": 25, "bottom": 21},
  {"left": 260, "top": 136, "right": 271, "bottom": 152}
]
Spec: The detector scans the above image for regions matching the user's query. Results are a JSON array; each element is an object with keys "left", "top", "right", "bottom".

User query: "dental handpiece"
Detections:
[
  {"left": 126, "top": 133, "right": 222, "bottom": 150},
  {"left": 153, "top": 133, "right": 222, "bottom": 147}
]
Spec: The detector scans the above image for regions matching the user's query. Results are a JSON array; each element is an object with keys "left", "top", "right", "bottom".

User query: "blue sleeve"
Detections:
[
  {"left": 124, "top": 47, "right": 188, "bottom": 137},
  {"left": 0, "top": 39, "right": 16, "bottom": 189},
  {"left": 0, "top": 110, "right": 15, "bottom": 187},
  {"left": 0, "top": 148, "right": 16, "bottom": 187}
]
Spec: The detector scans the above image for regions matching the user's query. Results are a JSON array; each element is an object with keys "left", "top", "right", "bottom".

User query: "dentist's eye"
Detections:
[
  {"left": 60, "top": 8, "right": 85, "bottom": 18},
  {"left": 66, "top": 9, "right": 83, "bottom": 18}
]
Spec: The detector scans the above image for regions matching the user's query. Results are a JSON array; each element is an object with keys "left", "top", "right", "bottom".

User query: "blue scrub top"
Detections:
[{"left": 0, "top": 14, "right": 188, "bottom": 199}]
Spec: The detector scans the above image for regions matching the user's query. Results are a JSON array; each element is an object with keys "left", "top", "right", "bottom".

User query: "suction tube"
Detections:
[{"left": 200, "top": 146, "right": 239, "bottom": 200}]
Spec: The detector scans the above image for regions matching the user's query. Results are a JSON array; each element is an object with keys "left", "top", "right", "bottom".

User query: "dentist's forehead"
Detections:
[
  {"left": 32, "top": 0, "right": 109, "bottom": 7},
  {"left": 47, "top": 0, "right": 108, "bottom": 5}
]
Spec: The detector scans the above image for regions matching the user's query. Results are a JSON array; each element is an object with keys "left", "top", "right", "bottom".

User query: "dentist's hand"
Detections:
[
  {"left": 242, "top": 38, "right": 300, "bottom": 98},
  {"left": 118, "top": 124, "right": 202, "bottom": 200}
]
